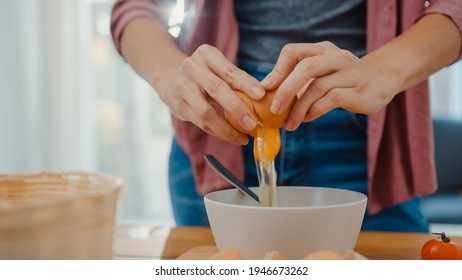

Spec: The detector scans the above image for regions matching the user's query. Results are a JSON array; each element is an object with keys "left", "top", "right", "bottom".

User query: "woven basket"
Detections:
[{"left": 0, "top": 171, "right": 122, "bottom": 259}]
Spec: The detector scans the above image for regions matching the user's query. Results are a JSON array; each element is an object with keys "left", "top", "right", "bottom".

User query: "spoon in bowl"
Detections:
[{"left": 204, "top": 154, "right": 260, "bottom": 203}]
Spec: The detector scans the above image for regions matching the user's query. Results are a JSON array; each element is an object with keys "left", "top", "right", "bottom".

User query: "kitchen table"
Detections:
[{"left": 113, "top": 225, "right": 462, "bottom": 260}]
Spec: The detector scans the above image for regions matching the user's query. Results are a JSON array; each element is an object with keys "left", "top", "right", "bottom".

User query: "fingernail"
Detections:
[
  {"left": 242, "top": 114, "right": 257, "bottom": 130},
  {"left": 270, "top": 98, "right": 281, "bottom": 114},
  {"left": 236, "top": 135, "right": 248, "bottom": 145},
  {"left": 285, "top": 118, "right": 295, "bottom": 131},
  {"left": 251, "top": 85, "right": 265, "bottom": 98},
  {"left": 260, "top": 75, "right": 273, "bottom": 88}
]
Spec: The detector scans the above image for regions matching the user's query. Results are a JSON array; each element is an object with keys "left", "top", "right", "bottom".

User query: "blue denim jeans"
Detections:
[{"left": 168, "top": 60, "right": 429, "bottom": 232}]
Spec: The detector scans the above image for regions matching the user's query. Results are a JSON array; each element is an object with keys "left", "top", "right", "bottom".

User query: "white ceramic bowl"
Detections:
[{"left": 204, "top": 186, "right": 367, "bottom": 259}]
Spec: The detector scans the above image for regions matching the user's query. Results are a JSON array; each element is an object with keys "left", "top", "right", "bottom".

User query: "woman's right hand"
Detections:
[{"left": 155, "top": 44, "right": 265, "bottom": 145}]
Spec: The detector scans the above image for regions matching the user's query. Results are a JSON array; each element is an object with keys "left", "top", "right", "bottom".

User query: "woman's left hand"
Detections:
[{"left": 261, "top": 42, "right": 400, "bottom": 131}]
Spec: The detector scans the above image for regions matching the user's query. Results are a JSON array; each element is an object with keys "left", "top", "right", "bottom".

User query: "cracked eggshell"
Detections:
[
  {"left": 226, "top": 89, "right": 296, "bottom": 136},
  {"left": 252, "top": 89, "right": 295, "bottom": 130}
]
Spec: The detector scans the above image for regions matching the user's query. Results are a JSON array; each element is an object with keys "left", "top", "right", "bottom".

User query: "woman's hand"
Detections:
[
  {"left": 261, "top": 42, "right": 400, "bottom": 131},
  {"left": 121, "top": 18, "right": 265, "bottom": 145},
  {"left": 156, "top": 44, "right": 265, "bottom": 145}
]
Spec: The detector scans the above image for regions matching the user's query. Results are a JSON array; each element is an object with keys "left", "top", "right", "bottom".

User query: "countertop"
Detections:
[{"left": 113, "top": 225, "right": 462, "bottom": 260}]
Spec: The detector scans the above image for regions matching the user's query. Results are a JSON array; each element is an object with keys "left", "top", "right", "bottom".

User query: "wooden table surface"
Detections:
[{"left": 113, "top": 226, "right": 462, "bottom": 260}]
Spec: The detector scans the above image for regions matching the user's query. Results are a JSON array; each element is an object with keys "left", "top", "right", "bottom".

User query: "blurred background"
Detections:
[{"left": 0, "top": 0, "right": 461, "bottom": 227}]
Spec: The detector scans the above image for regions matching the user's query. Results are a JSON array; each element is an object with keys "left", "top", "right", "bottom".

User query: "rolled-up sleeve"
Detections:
[
  {"left": 110, "top": 0, "right": 159, "bottom": 55},
  {"left": 424, "top": 0, "right": 462, "bottom": 59}
]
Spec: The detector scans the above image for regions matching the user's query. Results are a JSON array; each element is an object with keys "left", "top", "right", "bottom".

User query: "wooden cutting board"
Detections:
[{"left": 175, "top": 232, "right": 462, "bottom": 260}]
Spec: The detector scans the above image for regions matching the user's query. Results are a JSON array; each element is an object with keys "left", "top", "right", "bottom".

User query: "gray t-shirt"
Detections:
[{"left": 234, "top": 0, "right": 367, "bottom": 69}]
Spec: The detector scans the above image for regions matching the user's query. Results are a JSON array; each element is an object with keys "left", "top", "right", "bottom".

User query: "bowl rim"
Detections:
[
  {"left": 204, "top": 186, "right": 367, "bottom": 211},
  {"left": 0, "top": 171, "right": 123, "bottom": 212}
]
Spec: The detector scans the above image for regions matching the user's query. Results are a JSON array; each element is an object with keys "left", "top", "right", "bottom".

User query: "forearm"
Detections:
[
  {"left": 120, "top": 17, "right": 187, "bottom": 92},
  {"left": 363, "top": 13, "right": 462, "bottom": 95}
]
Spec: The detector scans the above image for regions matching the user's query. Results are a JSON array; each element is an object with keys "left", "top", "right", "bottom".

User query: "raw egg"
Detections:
[
  {"left": 225, "top": 89, "right": 296, "bottom": 136},
  {"left": 225, "top": 89, "right": 296, "bottom": 207},
  {"left": 253, "top": 125, "right": 280, "bottom": 161}
]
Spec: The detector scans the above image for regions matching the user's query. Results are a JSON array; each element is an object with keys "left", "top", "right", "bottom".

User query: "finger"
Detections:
[
  {"left": 179, "top": 83, "right": 250, "bottom": 145},
  {"left": 184, "top": 59, "right": 258, "bottom": 133},
  {"left": 166, "top": 79, "right": 193, "bottom": 121},
  {"left": 174, "top": 93, "right": 223, "bottom": 139},
  {"left": 184, "top": 98, "right": 249, "bottom": 145},
  {"left": 272, "top": 50, "right": 353, "bottom": 115},
  {"left": 304, "top": 88, "right": 351, "bottom": 122},
  {"left": 191, "top": 112, "right": 249, "bottom": 145},
  {"left": 173, "top": 78, "right": 249, "bottom": 145},
  {"left": 285, "top": 70, "right": 354, "bottom": 131},
  {"left": 260, "top": 42, "right": 338, "bottom": 90},
  {"left": 181, "top": 104, "right": 215, "bottom": 136},
  {"left": 196, "top": 45, "right": 265, "bottom": 100}
]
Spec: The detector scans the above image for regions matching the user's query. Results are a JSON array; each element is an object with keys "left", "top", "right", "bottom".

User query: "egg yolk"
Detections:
[{"left": 253, "top": 124, "right": 281, "bottom": 162}]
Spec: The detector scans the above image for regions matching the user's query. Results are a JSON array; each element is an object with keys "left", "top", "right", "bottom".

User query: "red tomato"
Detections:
[{"left": 421, "top": 232, "right": 462, "bottom": 260}]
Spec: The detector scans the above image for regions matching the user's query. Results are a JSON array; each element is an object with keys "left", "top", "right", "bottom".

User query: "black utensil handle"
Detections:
[{"left": 204, "top": 154, "right": 260, "bottom": 203}]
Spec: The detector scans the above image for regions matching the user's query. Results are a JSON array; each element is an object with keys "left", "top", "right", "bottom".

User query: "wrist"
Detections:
[
  {"left": 361, "top": 53, "right": 404, "bottom": 100},
  {"left": 149, "top": 52, "right": 186, "bottom": 97}
]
